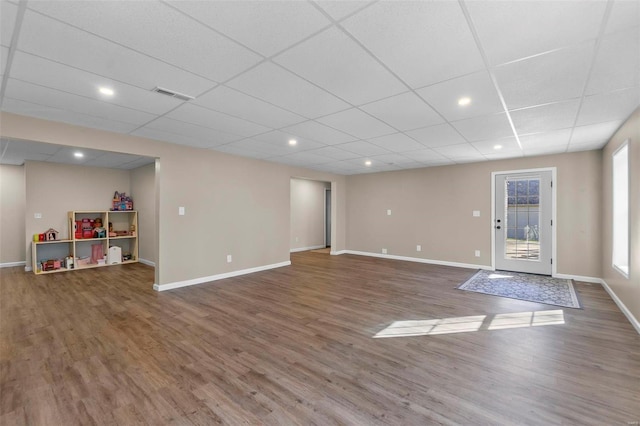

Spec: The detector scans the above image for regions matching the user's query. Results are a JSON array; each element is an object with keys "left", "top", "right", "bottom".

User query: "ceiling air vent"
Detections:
[{"left": 151, "top": 86, "right": 195, "bottom": 101}]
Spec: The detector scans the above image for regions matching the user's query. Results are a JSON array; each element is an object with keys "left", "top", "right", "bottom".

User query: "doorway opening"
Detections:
[{"left": 290, "top": 178, "right": 332, "bottom": 255}]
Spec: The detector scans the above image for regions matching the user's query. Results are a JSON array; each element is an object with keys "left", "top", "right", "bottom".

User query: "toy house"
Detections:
[{"left": 44, "top": 228, "right": 59, "bottom": 241}]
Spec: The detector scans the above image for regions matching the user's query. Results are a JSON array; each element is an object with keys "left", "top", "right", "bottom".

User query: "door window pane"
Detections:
[{"left": 504, "top": 177, "right": 540, "bottom": 261}]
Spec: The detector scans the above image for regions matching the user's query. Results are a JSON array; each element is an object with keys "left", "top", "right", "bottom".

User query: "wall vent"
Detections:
[{"left": 151, "top": 86, "right": 195, "bottom": 101}]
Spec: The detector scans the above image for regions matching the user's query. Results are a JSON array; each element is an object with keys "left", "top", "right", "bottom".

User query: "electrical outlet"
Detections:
[
  {"left": 295, "top": 236, "right": 299, "bottom": 242},
  {"left": 416, "top": 245, "right": 421, "bottom": 252},
  {"left": 387, "top": 209, "right": 392, "bottom": 216},
  {"left": 34, "top": 213, "right": 42, "bottom": 219},
  {"left": 178, "top": 206, "right": 185, "bottom": 216},
  {"left": 475, "top": 250, "right": 480, "bottom": 257},
  {"left": 473, "top": 210, "right": 480, "bottom": 217},
  {"left": 227, "top": 255, "right": 232, "bottom": 263},
  {"left": 382, "top": 248, "right": 388, "bottom": 254}
]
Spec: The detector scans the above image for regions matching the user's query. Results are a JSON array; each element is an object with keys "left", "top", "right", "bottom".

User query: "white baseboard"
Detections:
[
  {"left": 600, "top": 279, "right": 640, "bottom": 335},
  {"left": 290, "top": 245, "right": 325, "bottom": 253},
  {"left": 153, "top": 260, "right": 292, "bottom": 292},
  {"left": 343, "top": 250, "right": 492, "bottom": 271},
  {"left": 139, "top": 258, "right": 156, "bottom": 267},
  {"left": 0, "top": 261, "right": 26, "bottom": 268},
  {"left": 330, "top": 250, "right": 347, "bottom": 255},
  {"left": 553, "top": 273, "right": 603, "bottom": 284}
]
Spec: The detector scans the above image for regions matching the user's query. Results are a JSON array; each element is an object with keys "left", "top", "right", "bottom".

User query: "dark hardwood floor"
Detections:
[{"left": 1, "top": 252, "right": 639, "bottom": 425}]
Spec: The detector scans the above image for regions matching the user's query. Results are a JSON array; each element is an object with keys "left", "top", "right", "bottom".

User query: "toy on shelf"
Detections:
[
  {"left": 44, "top": 228, "right": 59, "bottom": 241},
  {"left": 111, "top": 191, "right": 133, "bottom": 211}
]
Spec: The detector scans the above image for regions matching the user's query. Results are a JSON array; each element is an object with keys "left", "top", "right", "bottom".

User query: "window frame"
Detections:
[{"left": 612, "top": 140, "right": 630, "bottom": 278}]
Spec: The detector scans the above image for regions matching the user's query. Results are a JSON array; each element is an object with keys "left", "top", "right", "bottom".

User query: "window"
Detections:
[{"left": 612, "top": 141, "right": 629, "bottom": 277}]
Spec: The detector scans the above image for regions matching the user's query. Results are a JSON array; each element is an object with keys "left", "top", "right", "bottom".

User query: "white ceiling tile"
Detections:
[
  {"left": 168, "top": 1, "right": 330, "bottom": 57},
  {"left": 282, "top": 120, "right": 357, "bottom": 145},
  {"left": 417, "top": 71, "right": 503, "bottom": 121},
  {"left": 274, "top": 27, "right": 406, "bottom": 105},
  {"left": 570, "top": 120, "right": 624, "bottom": 147},
  {"left": 519, "top": 129, "right": 572, "bottom": 153},
  {"left": 494, "top": 42, "right": 595, "bottom": 109},
  {"left": 252, "top": 130, "right": 326, "bottom": 152},
  {"left": 369, "top": 153, "right": 424, "bottom": 166},
  {"left": 466, "top": 0, "right": 606, "bottom": 66},
  {"left": 483, "top": 151, "right": 523, "bottom": 161},
  {"left": 28, "top": 1, "right": 261, "bottom": 82},
  {"left": 314, "top": 1, "right": 373, "bottom": 21},
  {"left": 1, "top": 139, "right": 62, "bottom": 156},
  {"left": 5, "top": 79, "right": 156, "bottom": 126},
  {"left": 2, "top": 97, "right": 140, "bottom": 134},
  {"left": 142, "top": 117, "right": 242, "bottom": 146},
  {"left": 1, "top": 45, "right": 8, "bottom": 76},
  {"left": 566, "top": 141, "right": 606, "bottom": 153},
  {"left": 433, "top": 143, "right": 485, "bottom": 162},
  {"left": 405, "top": 123, "right": 467, "bottom": 148},
  {"left": 577, "top": 87, "right": 640, "bottom": 126},
  {"left": 270, "top": 151, "right": 332, "bottom": 167},
  {"left": 226, "top": 62, "right": 349, "bottom": 118},
  {"left": 17, "top": 10, "right": 216, "bottom": 97},
  {"left": 11, "top": 51, "right": 183, "bottom": 115},
  {"left": 316, "top": 108, "right": 395, "bottom": 139},
  {"left": 1, "top": 1, "right": 17, "bottom": 47},
  {"left": 587, "top": 26, "right": 640, "bottom": 95},
  {"left": 522, "top": 145, "right": 568, "bottom": 157},
  {"left": 451, "top": 112, "right": 514, "bottom": 142},
  {"left": 304, "top": 146, "right": 360, "bottom": 161},
  {"left": 401, "top": 148, "right": 451, "bottom": 164},
  {"left": 360, "top": 92, "right": 444, "bottom": 131},
  {"left": 193, "top": 86, "right": 305, "bottom": 128},
  {"left": 510, "top": 100, "right": 580, "bottom": 134},
  {"left": 46, "top": 146, "right": 103, "bottom": 165},
  {"left": 220, "top": 138, "right": 291, "bottom": 157},
  {"left": 0, "top": 151, "right": 51, "bottom": 165},
  {"left": 606, "top": 0, "right": 640, "bottom": 34},
  {"left": 116, "top": 157, "right": 156, "bottom": 170},
  {"left": 165, "top": 103, "right": 270, "bottom": 138},
  {"left": 471, "top": 137, "right": 521, "bottom": 155},
  {"left": 83, "top": 153, "right": 147, "bottom": 169},
  {"left": 131, "top": 127, "right": 221, "bottom": 149},
  {"left": 213, "top": 144, "right": 271, "bottom": 160},
  {"left": 367, "top": 133, "right": 425, "bottom": 153},
  {"left": 342, "top": 1, "right": 484, "bottom": 88},
  {"left": 337, "top": 140, "right": 391, "bottom": 157}
]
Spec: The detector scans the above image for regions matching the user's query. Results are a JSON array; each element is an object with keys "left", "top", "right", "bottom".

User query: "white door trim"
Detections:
[{"left": 491, "top": 167, "right": 557, "bottom": 276}]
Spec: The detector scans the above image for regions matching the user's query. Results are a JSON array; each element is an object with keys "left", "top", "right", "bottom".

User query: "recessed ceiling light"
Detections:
[
  {"left": 74, "top": 152, "right": 84, "bottom": 158},
  {"left": 288, "top": 139, "right": 297, "bottom": 146},
  {"left": 365, "top": 160, "right": 372, "bottom": 166},
  {"left": 99, "top": 87, "right": 114, "bottom": 96},
  {"left": 458, "top": 97, "right": 471, "bottom": 106},
  {"left": 493, "top": 145, "right": 503, "bottom": 150}
]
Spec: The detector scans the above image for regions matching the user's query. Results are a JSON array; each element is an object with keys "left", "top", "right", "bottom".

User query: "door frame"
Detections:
[
  {"left": 491, "top": 167, "right": 557, "bottom": 276},
  {"left": 324, "top": 187, "right": 331, "bottom": 248}
]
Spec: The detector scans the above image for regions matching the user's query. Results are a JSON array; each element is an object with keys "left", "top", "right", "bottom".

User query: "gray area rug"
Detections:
[{"left": 458, "top": 270, "right": 581, "bottom": 309}]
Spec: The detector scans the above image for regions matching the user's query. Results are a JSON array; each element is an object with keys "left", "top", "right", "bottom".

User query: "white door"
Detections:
[{"left": 495, "top": 171, "right": 552, "bottom": 275}]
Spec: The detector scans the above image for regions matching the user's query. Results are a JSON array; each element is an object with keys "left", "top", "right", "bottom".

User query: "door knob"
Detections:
[{"left": 496, "top": 226, "right": 501, "bottom": 229}]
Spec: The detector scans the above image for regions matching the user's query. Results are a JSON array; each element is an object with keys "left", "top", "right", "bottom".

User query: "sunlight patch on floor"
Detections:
[{"left": 373, "top": 310, "right": 565, "bottom": 338}]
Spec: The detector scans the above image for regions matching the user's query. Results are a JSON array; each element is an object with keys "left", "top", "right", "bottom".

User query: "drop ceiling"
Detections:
[{"left": 0, "top": 0, "right": 638, "bottom": 175}]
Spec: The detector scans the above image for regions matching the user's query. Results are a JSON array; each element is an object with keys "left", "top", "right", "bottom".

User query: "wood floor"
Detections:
[{"left": 2, "top": 252, "right": 639, "bottom": 425}]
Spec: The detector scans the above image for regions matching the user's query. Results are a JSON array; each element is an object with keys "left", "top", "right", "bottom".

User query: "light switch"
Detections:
[
  {"left": 473, "top": 210, "right": 480, "bottom": 217},
  {"left": 387, "top": 209, "right": 392, "bottom": 216},
  {"left": 34, "top": 213, "right": 42, "bottom": 219},
  {"left": 178, "top": 206, "right": 185, "bottom": 216}
]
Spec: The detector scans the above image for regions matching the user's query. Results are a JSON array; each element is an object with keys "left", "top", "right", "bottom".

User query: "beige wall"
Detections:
[
  {"left": 0, "top": 165, "right": 26, "bottom": 264},
  {"left": 130, "top": 163, "right": 156, "bottom": 264},
  {"left": 1, "top": 112, "right": 346, "bottom": 286},
  {"left": 346, "top": 150, "right": 602, "bottom": 278},
  {"left": 602, "top": 108, "right": 639, "bottom": 323},
  {"left": 24, "top": 161, "right": 131, "bottom": 267},
  {"left": 290, "top": 178, "right": 330, "bottom": 251}
]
